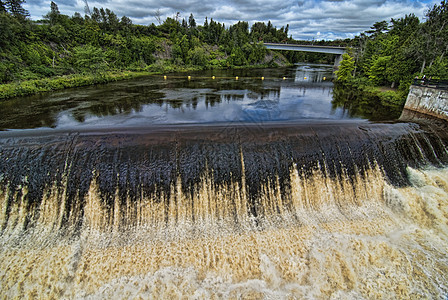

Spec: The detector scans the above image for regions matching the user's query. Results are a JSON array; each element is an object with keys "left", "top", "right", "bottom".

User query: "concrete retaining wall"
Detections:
[{"left": 403, "top": 85, "right": 448, "bottom": 121}]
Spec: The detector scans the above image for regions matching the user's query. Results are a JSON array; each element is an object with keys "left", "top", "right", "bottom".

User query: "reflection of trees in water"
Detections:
[
  {"left": 71, "top": 88, "right": 165, "bottom": 120},
  {"left": 205, "top": 94, "right": 221, "bottom": 108},
  {"left": 260, "top": 89, "right": 280, "bottom": 99},
  {"left": 220, "top": 94, "right": 244, "bottom": 103},
  {"left": 185, "top": 96, "right": 199, "bottom": 109},
  {"left": 70, "top": 81, "right": 282, "bottom": 120},
  {"left": 331, "top": 83, "right": 402, "bottom": 121},
  {"left": 0, "top": 93, "right": 66, "bottom": 129},
  {"left": 0, "top": 71, "right": 289, "bottom": 129}
]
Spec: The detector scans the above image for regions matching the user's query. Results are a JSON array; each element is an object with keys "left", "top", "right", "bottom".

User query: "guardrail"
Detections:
[{"left": 412, "top": 78, "right": 448, "bottom": 89}]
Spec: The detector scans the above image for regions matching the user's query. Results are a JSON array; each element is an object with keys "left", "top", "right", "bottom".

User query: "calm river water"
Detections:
[{"left": 0, "top": 64, "right": 373, "bottom": 130}]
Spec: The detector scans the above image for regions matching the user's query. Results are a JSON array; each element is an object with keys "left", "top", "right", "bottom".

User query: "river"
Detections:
[
  {"left": 0, "top": 64, "right": 447, "bottom": 299},
  {"left": 1, "top": 64, "right": 365, "bottom": 130}
]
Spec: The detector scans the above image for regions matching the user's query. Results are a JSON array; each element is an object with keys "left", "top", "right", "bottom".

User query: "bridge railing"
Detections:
[{"left": 412, "top": 78, "right": 448, "bottom": 90}]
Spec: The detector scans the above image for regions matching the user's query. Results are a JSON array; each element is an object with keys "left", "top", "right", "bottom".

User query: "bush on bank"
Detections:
[{"left": 0, "top": 72, "right": 145, "bottom": 100}]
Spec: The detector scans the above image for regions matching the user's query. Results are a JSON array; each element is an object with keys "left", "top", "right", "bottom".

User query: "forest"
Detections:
[
  {"left": 0, "top": 0, "right": 447, "bottom": 100},
  {"left": 0, "top": 1, "right": 296, "bottom": 84},
  {"left": 337, "top": 0, "right": 448, "bottom": 88},
  {"left": 332, "top": 0, "right": 448, "bottom": 109}
]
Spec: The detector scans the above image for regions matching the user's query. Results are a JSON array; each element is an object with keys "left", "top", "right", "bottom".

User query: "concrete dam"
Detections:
[{"left": 403, "top": 84, "right": 448, "bottom": 121}]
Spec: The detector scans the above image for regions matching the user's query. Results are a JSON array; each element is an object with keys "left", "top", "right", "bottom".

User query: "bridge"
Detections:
[{"left": 264, "top": 43, "right": 346, "bottom": 67}]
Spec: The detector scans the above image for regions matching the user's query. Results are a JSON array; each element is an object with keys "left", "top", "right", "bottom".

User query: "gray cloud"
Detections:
[{"left": 24, "top": 0, "right": 437, "bottom": 40}]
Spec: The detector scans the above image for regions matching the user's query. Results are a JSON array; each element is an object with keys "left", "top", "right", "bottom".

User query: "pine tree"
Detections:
[
  {"left": 188, "top": 13, "right": 196, "bottom": 28},
  {"left": 44, "top": 1, "right": 60, "bottom": 25},
  {"left": 335, "top": 53, "right": 355, "bottom": 81},
  {"left": 5, "top": 0, "right": 29, "bottom": 19}
]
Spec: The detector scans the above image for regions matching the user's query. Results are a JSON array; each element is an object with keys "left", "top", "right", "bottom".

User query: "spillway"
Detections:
[{"left": 1, "top": 121, "right": 448, "bottom": 298}]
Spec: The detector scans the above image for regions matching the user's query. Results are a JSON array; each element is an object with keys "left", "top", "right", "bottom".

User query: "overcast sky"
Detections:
[{"left": 24, "top": 0, "right": 438, "bottom": 40}]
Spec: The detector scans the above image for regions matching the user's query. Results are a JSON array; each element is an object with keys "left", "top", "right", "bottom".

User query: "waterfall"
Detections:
[{"left": 1, "top": 121, "right": 448, "bottom": 298}]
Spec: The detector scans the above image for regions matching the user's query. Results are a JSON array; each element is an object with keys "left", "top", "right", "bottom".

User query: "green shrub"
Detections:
[
  {"left": 335, "top": 53, "right": 355, "bottom": 82},
  {"left": 73, "top": 45, "right": 107, "bottom": 73},
  {"left": 0, "top": 71, "right": 145, "bottom": 100}
]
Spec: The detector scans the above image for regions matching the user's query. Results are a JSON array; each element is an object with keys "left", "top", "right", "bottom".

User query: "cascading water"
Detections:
[{"left": 1, "top": 120, "right": 448, "bottom": 299}]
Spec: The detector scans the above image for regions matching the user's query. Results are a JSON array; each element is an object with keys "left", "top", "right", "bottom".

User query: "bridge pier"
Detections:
[{"left": 334, "top": 54, "right": 343, "bottom": 69}]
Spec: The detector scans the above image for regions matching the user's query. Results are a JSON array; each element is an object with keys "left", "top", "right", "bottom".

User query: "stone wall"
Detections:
[{"left": 403, "top": 85, "right": 448, "bottom": 121}]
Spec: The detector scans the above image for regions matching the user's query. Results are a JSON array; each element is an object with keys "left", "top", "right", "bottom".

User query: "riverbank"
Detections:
[
  {"left": 0, "top": 71, "right": 149, "bottom": 100},
  {"left": 332, "top": 78, "right": 409, "bottom": 120},
  {"left": 0, "top": 62, "right": 291, "bottom": 100}
]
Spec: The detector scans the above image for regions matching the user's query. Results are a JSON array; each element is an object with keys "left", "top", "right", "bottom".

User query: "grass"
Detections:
[
  {"left": 0, "top": 60, "right": 292, "bottom": 100},
  {"left": 0, "top": 71, "right": 153, "bottom": 100}
]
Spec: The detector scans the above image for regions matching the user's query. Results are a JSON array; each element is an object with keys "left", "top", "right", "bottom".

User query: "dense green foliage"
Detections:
[
  {"left": 0, "top": 71, "right": 144, "bottom": 99},
  {"left": 2, "top": 0, "right": 448, "bottom": 104},
  {"left": 348, "top": 1, "right": 448, "bottom": 90},
  {"left": 332, "top": 0, "right": 448, "bottom": 110},
  {"left": 0, "top": 1, "right": 299, "bottom": 91},
  {"left": 335, "top": 53, "right": 355, "bottom": 81}
]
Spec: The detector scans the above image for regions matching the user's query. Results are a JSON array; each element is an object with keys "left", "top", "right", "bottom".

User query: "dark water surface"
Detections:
[{"left": 0, "top": 64, "right": 375, "bottom": 131}]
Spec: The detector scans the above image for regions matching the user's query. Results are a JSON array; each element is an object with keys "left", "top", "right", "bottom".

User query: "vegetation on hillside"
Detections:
[
  {"left": 0, "top": 1, "right": 298, "bottom": 86},
  {"left": 334, "top": 0, "right": 448, "bottom": 109},
  {"left": 337, "top": 1, "right": 448, "bottom": 87},
  {"left": 1, "top": 0, "right": 447, "bottom": 105}
]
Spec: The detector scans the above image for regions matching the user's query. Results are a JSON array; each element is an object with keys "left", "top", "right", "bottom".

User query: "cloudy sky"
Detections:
[{"left": 24, "top": 0, "right": 438, "bottom": 40}]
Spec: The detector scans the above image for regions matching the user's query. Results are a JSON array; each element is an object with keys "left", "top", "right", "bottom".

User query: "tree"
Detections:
[
  {"left": 73, "top": 45, "right": 107, "bottom": 72},
  {"left": 404, "top": 2, "right": 448, "bottom": 74},
  {"left": 99, "top": 7, "right": 107, "bottom": 24},
  {"left": 177, "top": 34, "right": 190, "bottom": 62},
  {"left": 83, "top": 0, "right": 91, "bottom": 16},
  {"left": 188, "top": 13, "right": 196, "bottom": 28},
  {"left": 188, "top": 47, "right": 208, "bottom": 66},
  {"left": 246, "top": 42, "right": 266, "bottom": 64},
  {"left": 0, "top": 11, "right": 21, "bottom": 48},
  {"left": 120, "top": 15, "right": 132, "bottom": 26},
  {"left": 106, "top": 8, "right": 119, "bottom": 31},
  {"left": 153, "top": 9, "right": 162, "bottom": 25},
  {"left": 5, "top": 0, "right": 29, "bottom": 19},
  {"left": 366, "top": 21, "right": 388, "bottom": 38},
  {"left": 44, "top": 1, "right": 61, "bottom": 25},
  {"left": 367, "top": 55, "right": 391, "bottom": 85},
  {"left": 424, "top": 1, "right": 448, "bottom": 66},
  {"left": 229, "top": 46, "right": 247, "bottom": 66},
  {"left": 159, "top": 17, "right": 180, "bottom": 35},
  {"left": 91, "top": 7, "right": 101, "bottom": 23},
  {"left": 335, "top": 53, "right": 355, "bottom": 81},
  {"left": 389, "top": 14, "right": 419, "bottom": 41}
]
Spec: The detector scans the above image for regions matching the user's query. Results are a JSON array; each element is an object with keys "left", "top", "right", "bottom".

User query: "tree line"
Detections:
[
  {"left": 0, "top": 1, "right": 301, "bottom": 85},
  {"left": 2, "top": 0, "right": 447, "bottom": 96},
  {"left": 337, "top": 0, "right": 448, "bottom": 91}
]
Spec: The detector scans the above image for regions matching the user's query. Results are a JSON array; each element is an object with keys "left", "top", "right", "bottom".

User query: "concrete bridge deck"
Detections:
[
  {"left": 264, "top": 43, "right": 346, "bottom": 55},
  {"left": 264, "top": 43, "right": 346, "bottom": 67}
]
